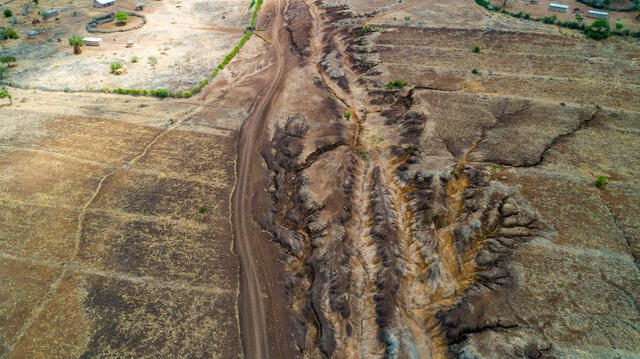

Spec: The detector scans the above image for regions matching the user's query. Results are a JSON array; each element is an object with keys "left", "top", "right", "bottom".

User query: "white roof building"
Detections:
[
  {"left": 93, "top": 0, "right": 115, "bottom": 7},
  {"left": 587, "top": 10, "right": 609, "bottom": 19},
  {"left": 82, "top": 37, "right": 103, "bottom": 46},
  {"left": 548, "top": 3, "right": 569, "bottom": 12}
]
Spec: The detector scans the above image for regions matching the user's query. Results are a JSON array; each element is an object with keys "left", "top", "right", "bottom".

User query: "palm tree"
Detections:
[
  {"left": 68, "top": 36, "right": 84, "bottom": 55},
  {"left": 0, "top": 89, "right": 12, "bottom": 105}
]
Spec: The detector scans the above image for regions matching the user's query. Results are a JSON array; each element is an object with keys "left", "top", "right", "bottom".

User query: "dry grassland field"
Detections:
[{"left": 0, "top": 0, "right": 639, "bottom": 358}]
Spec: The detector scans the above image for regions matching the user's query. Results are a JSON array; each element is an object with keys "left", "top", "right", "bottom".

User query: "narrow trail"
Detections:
[{"left": 230, "top": 0, "right": 292, "bottom": 357}]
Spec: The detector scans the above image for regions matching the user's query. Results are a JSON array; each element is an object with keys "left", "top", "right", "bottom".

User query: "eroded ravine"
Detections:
[{"left": 237, "top": 0, "right": 551, "bottom": 358}]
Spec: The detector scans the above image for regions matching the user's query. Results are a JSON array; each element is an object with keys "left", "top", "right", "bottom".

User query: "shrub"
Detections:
[
  {"left": 147, "top": 56, "right": 158, "bottom": 66},
  {"left": 344, "top": 111, "right": 351, "bottom": 120},
  {"left": 0, "top": 88, "right": 11, "bottom": 104},
  {"left": 198, "top": 205, "right": 208, "bottom": 214},
  {"left": 595, "top": 175, "right": 608, "bottom": 188},
  {"left": 615, "top": 23, "right": 624, "bottom": 29},
  {"left": 0, "top": 27, "right": 19, "bottom": 40},
  {"left": 130, "top": 56, "right": 139, "bottom": 63},
  {"left": 3, "top": 9, "right": 12, "bottom": 17},
  {"left": 63, "top": 87, "right": 71, "bottom": 92},
  {"left": 472, "top": 45, "right": 481, "bottom": 53},
  {"left": 386, "top": 80, "right": 407, "bottom": 89},
  {"left": 110, "top": 62, "right": 123, "bottom": 74},
  {"left": 585, "top": 19, "right": 610, "bottom": 40},
  {"left": 360, "top": 25, "right": 376, "bottom": 34},
  {"left": 471, "top": 68, "right": 479, "bottom": 74},
  {"left": 0, "top": 66, "right": 8, "bottom": 79},
  {"left": 151, "top": 89, "right": 170, "bottom": 98},
  {"left": 543, "top": 15, "right": 557, "bottom": 24}
]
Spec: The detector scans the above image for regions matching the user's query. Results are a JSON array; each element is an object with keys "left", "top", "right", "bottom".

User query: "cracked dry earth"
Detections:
[{"left": 1, "top": 0, "right": 639, "bottom": 358}]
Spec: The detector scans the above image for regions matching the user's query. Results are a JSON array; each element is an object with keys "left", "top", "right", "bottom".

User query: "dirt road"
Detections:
[{"left": 230, "top": 0, "right": 293, "bottom": 357}]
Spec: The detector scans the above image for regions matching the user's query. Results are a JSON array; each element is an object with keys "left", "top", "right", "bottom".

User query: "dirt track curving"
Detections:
[{"left": 230, "top": 0, "right": 296, "bottom": 357}]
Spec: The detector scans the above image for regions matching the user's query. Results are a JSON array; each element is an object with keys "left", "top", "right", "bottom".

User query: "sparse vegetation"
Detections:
[
  {"left": 472, "top": 45, "right": 481, "bottom": 53},
  {"left": 0, "top": 66, "right": 8, "bottom": 80},
  {"left": 359, "top": 150, "right": 370, "bottom": 161},
  {"left": 543, "top": 15, "right": 557, "bottom": 24},
  {"left": 130, "top": 56, "right": 139, "bottom": 63},
  {"left": 386, "top": 80, "right": 407, "bottom": 89},
  {"left": 110, "top": 62, "right": 123, "bottom": 74},
  {"left": 58, "top": 0, "right": 265, "bottom": 99},
  {"left": 595, "top": 175, "right": 608, "bottom": 188},
  {"left": 344, "top": 111, "right": 352, "bottom": 120},
  {"left": 198, "top": 205, "right": 208, "bottom": 214},
  {"left": 68, "top": 36, "right": 84, "bottom": 55}
]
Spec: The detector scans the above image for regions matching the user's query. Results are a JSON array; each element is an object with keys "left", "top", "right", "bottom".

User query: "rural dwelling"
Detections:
[
  {"left": 42, "top": 9, "right": 59, "bottom": 19},
  {"left": 587, "top": 10, "right": 609, "bottom": 19},
  {"left": 548, "top": 3, "right": 569, "bottom": 12},
  {"left": 93, "top": 0, "right": 115, "bottom": 8},
  {"left": 82, "top": 37, "right": 103, "bottom": 46}
]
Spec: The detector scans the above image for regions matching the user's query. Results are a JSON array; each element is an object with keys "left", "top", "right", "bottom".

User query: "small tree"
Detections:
[
  {"left": 0, "top": 56, "right": 16, "bottom": 67},
  {"left": 0, "top": 66, "right": 8, "bottom": 79},
  {"left": 68, "top": 36, "right": 84, "bottom": 54},
  {"left": 0, "top": 27, "right": 19, "bottom": 40},
  {"left": 3, "top": 9, "right": 12, "bottom": 17},
  {"left": 0, "top": 88, "right": 11, "bottom": 105},
  {"left": 585, "top": 19, "right": 610, "bottom": 40},
  {"left": 115, "top": 11, "right": 129, "bottom": 24}
]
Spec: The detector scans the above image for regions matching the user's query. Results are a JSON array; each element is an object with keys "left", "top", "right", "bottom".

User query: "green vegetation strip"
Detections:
[
  {"left": 108, "top": 0, "right": 263, "bottom": 98},
  {"left": 475, "top": 0, "right": 640, "bottom": 40}
]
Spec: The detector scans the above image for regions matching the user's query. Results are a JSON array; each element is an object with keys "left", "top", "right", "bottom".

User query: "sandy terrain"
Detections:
[{"left": 0, "top": 0, "right": 250, "bottom": 91}]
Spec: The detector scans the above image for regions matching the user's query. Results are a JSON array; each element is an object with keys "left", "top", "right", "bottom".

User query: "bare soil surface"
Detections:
[{"left": 1, "top": 0, "right": 639, "bottom": 358}]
